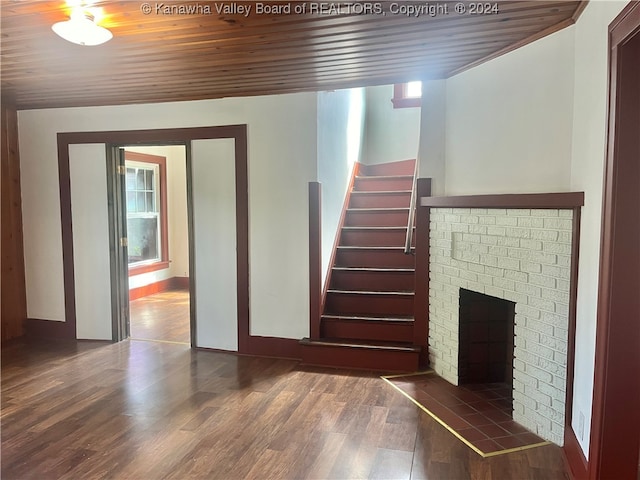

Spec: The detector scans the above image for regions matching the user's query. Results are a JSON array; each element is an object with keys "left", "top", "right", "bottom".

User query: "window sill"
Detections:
[
  {"left": 391, "top": 97, "right": 422, "bottom": 109},
  {"left": 129, "top": 260, "right": 170, "bottom": 276}
]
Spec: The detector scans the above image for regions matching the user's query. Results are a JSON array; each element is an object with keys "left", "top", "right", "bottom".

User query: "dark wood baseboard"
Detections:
[
  {"left": 171, "top": 276, "right": 190, "bottom": 290},
  {"left": 25, "top": 318, "right": 75, "bottom": 339},
  {"left": 563, "top": 425, "right": 588, "bottom": 480},
  {"left": 129, "top": 276, "right": 190, "bottom": 301},
  {"left": 197, "top": 336, "right": 300, "bottom": 360},
  {"left": 245, "top": 336, "right": 301, "bottom": 360}
]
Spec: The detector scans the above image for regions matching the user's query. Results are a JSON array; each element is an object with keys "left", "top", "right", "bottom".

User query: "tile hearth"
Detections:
[{"left": 384, "top": 372, "right": 548, "bottom": 456}]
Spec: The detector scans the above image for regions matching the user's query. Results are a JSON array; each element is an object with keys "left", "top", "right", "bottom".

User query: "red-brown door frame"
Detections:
[{"left": 589, "top": 3, "right": 640, "bottom": 479}]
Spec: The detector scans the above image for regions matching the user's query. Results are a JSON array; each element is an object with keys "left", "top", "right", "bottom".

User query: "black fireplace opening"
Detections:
[{"left": 458, "top": 289, "right": 515, "bottom": 396}]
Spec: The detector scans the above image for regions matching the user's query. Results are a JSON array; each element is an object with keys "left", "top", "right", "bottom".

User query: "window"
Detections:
[
  {"left": 392, "top": 81, "right": 422, "bottom": 108},
  {"left": 125, "top": 151, "right": 169, "bottom": 275}
]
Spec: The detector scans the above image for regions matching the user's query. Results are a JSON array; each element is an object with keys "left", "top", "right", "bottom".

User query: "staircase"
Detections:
[{"left": 300, "top": 159, "right": 421, "bottom": 372}]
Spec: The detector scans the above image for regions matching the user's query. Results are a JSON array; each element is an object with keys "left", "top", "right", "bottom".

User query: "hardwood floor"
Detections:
[
  {"left": 1, "top": 338, "right": 570, "bottom": 479},
  {"left": 129, "top": 289, "right": 190, "bottom": 344}
]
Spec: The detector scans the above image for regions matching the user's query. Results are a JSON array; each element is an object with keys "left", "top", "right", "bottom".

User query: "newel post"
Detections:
[
  {"left": 308, "top": 182, "right": 322, "bottom": 340},
  {"left": 413, "top": 178, "right": 432, "bottom": 366}
]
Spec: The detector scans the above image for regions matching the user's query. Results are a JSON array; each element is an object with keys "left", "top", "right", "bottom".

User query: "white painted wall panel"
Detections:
[
  {"left": 417, "top": 80, "right": 447, "bottom": 195},
  {"left": 19, "top": 125, "right": 66, "bottom": 321},
  {"left": 247, "top": 96, "right": 316, "bottom": 339},
  {"left": 192, "top": 138, "right": 237, "bottom": 351},
  {"left": 317, "top": 88, "right": 364, "bottom": 284},
  {"left": 69, "top": 144, "right": 112, "bottom": 340},
  {"left": 444, "top": 27, "right": 575, "bottom": 195},
  {"left": 362, "top": 84, "right": 421, "bottom": 165}
]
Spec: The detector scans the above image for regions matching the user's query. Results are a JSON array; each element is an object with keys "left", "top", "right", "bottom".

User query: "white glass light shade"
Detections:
[{"left": 52, "top": 10, "right": 112, "bottom": 46}]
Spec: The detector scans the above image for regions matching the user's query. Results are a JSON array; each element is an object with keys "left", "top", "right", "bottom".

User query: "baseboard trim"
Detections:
[
  {"left": 25, "top": 318, "right": 74, "bottom": 339},
  {"left": 245, "top": 336, "right": 301, "bottom": 360},
  {"left": 172, "top": 276, "right": 190, "bottom": 290},
  {"left": 196, "top": 336, "right": 301, "bottom": 360},
  {"left": 129, "top": 276, "right": 189, "bottom": 301},
  {"left": 563, "top": 424, "right": 588, "bottom": 479}
]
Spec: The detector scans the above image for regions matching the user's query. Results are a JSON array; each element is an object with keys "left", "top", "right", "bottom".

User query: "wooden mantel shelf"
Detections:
[{"left": 420, "top": 192, "right": 584, "bottom": 209}]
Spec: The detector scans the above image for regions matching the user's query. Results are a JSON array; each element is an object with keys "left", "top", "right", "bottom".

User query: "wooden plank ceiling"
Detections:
[{"left": 1, "top": 0, "right": 585, "bottom": 110}]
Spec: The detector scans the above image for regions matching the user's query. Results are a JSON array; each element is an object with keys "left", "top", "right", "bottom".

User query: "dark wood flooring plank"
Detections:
[
  {"left": 1, "top": 337, "right": 570, "bottom": 479},
  {"left": 130, "top": 288, "right": 191, "bottom": 344}
]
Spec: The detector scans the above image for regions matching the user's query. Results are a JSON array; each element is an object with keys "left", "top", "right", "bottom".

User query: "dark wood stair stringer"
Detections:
[{"left": 301, "top": 159, "right": 422, "bottom": 372}]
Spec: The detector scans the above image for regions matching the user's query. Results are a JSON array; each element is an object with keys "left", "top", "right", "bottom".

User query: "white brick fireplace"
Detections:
[{"left": 428, "top": 207, "right": 573, "bottom": 445}]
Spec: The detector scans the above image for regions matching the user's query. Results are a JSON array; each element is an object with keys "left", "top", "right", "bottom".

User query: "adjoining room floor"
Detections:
[
  {"left": 129, "top": 289, "right": 190, "bottom": 344},
  {"left": 385, "top": 372, "right": 547, "bottom": 456}
]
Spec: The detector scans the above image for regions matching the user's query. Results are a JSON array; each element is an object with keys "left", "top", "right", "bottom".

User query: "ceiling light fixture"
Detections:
[{"left": 52, "top": 8, "right": 112, "bottom": 46}]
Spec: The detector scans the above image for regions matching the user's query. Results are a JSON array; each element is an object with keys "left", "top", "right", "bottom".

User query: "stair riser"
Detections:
[
  {"left": 360, "top": 160, "right": 416, "bottom": 177},
  {"left": 345, "top": 211, "right": 408, "bottom": 227},
  {"left": 300, "top": 343, "right": 419, "bottom": 372},
  {"left": 325, "top": 293, "right": 414, "bottom": 316},
  {"left": 349, "top": 192, "right": 411, "bottom": 209},
  {"left": 354, "top": 177, "right": 414, "bottom": 192},
  {"left": 340, "top": 229, "right": 412, "bottom": 247},
  {"left": 335, "top": 249, "right": 414, "bottom": 268},
  {"left": 330, "top": 270, "right": 414, "bottom": 292},
  {"left": 321, "top": 319, "right": 414, "bottom": 342}
]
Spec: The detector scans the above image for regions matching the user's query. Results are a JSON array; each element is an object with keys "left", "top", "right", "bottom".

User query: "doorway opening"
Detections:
[{"left": 122, "top": 145, "right": 190, "bottom": 345}]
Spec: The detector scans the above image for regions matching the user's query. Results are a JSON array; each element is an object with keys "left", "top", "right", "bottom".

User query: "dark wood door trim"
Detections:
[
  {"left": 1, "top": 99, "right": 27, "bottom": 342},
  {"left": 32, "top": 126, "right": 255, "bottom": 355},
  {"left": 588, "top": 3, "right": 640, "bottom": 479}
]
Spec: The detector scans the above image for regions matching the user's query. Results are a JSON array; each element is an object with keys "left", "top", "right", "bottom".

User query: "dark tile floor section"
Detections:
[{"left": 390, "top": 373, "right": 547, "bottom": 455}]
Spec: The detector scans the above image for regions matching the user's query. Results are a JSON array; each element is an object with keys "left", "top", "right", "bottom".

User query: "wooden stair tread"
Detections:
[
  {"left": 338, "top": 245, "right": 404, "bottom": 252},
  {"left": 347, "top": 207, "right": 409, "bottom": 212},
  {"left": 300, "top": 338, "right": 420, "bottom": 353},
  {"left": 309, "top": 159, "right": 421, "bottom": 371},
  {"left": 327, "top": 289, "right": 413, "bottom": 296},
  {"left": 342, "top": 226, "right": 413, "bottom": 230},
  {"left": 332, "top": 266, "right": 414, "bottom": 272},
  {"left": 350, "top": 190, "right": 412, "bottom": 194},
  {"left": 322, "top": 314, "right": 414, "bottom": 323}
]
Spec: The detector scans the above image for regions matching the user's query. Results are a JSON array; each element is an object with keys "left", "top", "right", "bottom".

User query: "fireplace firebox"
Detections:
[{"left": 458, "top": 289, "right": 515, "bottom": 386}]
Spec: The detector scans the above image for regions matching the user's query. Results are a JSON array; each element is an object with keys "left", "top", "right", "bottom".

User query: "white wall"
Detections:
[
  {"left": 417, "top": 80, "right": 447, "bottom": 195},
  {"left": 192, "top": 139, "right": 238, "bottom": 350},
  {"left": 444, "top": 27, "right": 575, "bottom": 195},
  {"left": 362, "top": 85, "right": 421, "bottom": 165},
  {"left": 20, "top": 122, "right": 66, "bottom": 322},
  {"left": 569, "top": 0, "right": 630, "bottom": 456},
  {"left": 125, "top": 145, "right": 189, "bottom": 290},
  {"left": 317, "top": 88, "right": 365, "bottom": 284},
  {"left": 166, "top": 147, "right": 189, "bottom": 278},
  {"left": 18, "top": 92, "right": 317, "bottom": 340},
  {"left": 69, "top": 144, "right": 112, "bottom": 340}
]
